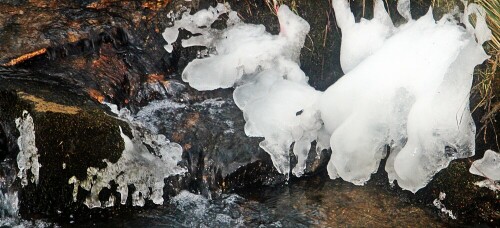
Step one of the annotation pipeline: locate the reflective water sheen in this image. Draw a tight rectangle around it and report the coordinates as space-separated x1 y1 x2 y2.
77 175 443 227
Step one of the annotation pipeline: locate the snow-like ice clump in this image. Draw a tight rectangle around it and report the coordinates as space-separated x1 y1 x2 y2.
163 3 323 176
69 105 186 208
323 0 490 192
332 0 394 73
15 111 40 187
163 1 491 192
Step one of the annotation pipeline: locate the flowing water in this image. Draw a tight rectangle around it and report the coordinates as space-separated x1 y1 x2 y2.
66 175 443 227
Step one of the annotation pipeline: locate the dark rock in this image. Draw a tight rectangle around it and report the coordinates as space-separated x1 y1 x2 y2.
0 78 134 221
0 0 329 221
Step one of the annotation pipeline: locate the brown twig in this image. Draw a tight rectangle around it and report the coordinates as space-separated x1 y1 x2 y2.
2 48 47 67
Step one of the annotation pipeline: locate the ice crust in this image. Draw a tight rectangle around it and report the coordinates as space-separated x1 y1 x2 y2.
15 111 40 187
69 106 186 208
164 1 491 192
469 150 500 181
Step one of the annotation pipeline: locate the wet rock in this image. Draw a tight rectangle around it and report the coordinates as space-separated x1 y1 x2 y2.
0 0 497 226
0 78 132 221
0 0 331 220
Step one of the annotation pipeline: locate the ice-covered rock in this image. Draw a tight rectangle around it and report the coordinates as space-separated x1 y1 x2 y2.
69 105 186 208
469 150 500 181
15 111 40 187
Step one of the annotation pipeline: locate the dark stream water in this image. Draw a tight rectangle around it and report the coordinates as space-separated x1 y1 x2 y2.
61 175 444 227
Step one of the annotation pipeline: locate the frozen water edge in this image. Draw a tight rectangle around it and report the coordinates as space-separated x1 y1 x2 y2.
164 3 323 177
68 103 186 208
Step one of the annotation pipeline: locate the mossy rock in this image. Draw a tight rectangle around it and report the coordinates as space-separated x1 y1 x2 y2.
0 78 133 221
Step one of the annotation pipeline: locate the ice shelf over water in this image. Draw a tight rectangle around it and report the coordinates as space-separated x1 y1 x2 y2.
163 0 491 192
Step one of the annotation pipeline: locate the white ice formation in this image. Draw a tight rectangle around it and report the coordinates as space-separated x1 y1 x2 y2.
469 149 500 191
15 111 40 187
164 3 323 176
69 106 185 208
322 0 490 192
162 3 232 53
432 192 457 219
163 1 491 192
332 0 394 73
469 150 500 181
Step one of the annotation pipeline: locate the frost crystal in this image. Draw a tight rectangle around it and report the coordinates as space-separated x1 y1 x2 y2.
15 111 40 187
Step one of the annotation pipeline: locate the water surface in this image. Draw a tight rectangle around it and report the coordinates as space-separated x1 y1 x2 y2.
77 175 444 227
